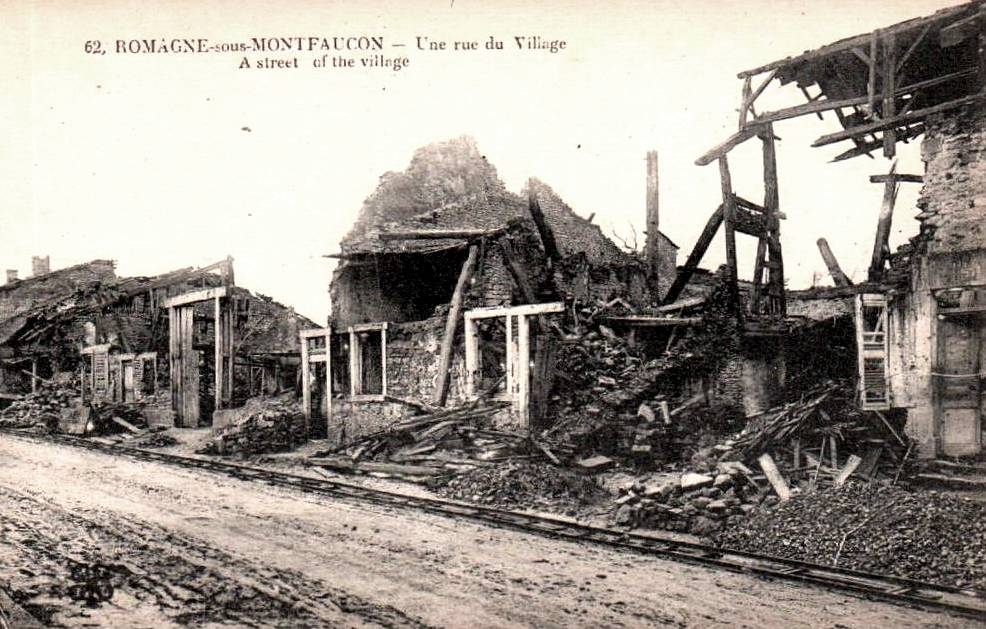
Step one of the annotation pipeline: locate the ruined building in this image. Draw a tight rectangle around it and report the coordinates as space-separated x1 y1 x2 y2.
694 0 986 457
307 137 679 442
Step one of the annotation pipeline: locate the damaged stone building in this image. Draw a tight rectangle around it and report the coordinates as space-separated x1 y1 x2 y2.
305 137 679 443
694 0 986 458
0 256 316 427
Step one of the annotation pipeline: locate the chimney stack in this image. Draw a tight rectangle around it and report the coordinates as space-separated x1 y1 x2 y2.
644 151 661 294
5 270 18 284
31 255 50 277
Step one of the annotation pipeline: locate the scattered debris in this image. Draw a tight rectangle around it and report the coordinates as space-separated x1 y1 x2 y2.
437 460 606 512
197 394 306 456
0 380 77 433
716 482 986 590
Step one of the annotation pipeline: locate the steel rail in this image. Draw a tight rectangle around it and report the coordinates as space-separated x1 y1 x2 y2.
4 429 985 620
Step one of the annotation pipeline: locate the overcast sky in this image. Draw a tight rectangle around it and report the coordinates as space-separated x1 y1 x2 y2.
0 0 962 322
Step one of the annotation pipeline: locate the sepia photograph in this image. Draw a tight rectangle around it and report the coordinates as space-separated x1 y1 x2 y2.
1 0 986 626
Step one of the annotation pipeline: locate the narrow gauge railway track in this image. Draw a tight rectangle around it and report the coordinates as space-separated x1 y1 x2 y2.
5 429 986 621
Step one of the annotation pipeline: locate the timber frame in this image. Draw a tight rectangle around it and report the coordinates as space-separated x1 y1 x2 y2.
463 302 564 427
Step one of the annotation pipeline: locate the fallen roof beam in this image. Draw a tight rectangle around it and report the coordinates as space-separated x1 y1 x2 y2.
816 238 853 287
599 316 702 327
751 68 975 126
813 91 986 147
378 229 501 241
695 126 761 166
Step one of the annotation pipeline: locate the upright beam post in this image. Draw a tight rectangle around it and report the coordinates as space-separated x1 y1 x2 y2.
883 32 898 157
433 245 479 406
718 156 741 316
300 334 311 428
214 296 222 412
761 123 785 316
645 150 661 297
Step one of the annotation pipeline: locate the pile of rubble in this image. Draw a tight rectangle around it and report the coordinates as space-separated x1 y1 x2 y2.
437 460 606 512
716 482 986 589
198 395 306 456
0 380 77 433
309 400 574 482
611 463 775 535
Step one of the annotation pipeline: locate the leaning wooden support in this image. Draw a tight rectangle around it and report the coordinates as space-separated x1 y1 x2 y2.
644 151 661 294
758 453 791 501
817 238 853 287
433 245 479 406
869 161 900 281
662 204 724 305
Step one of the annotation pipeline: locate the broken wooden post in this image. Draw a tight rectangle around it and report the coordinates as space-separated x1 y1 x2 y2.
869 161 899 282
834 454 864 487
644 150 661 297
882 32 897 157
433 245 480 406
760 123 785 316
758 453 791 501
817 238 853 287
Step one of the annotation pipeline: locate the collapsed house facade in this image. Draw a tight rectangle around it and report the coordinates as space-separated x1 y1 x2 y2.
306 138 679 443
0 256 316 427
694 0 986 458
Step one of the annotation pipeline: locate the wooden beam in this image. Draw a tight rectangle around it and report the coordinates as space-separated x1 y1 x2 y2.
695 126 760 166
883 32 898 157
761 124 785 316
719 156 741 316
645 150 661 294
433 245 479 406
378 229 500 241
869 173 923 184
866 32 879 115
869 161 899 282
662 204 724 305
940 10 984 47
527 182 561 263
161 286 227 308
758 453 791 501
465 302 565 320
817 238 853 287
897 23 931 72
814 91 986 147
753 69 976 127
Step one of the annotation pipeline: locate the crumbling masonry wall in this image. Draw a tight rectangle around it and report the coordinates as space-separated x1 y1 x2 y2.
891 104 986 457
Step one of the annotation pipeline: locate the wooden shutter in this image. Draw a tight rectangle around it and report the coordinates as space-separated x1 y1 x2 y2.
92 349 109 397
855 293 891 410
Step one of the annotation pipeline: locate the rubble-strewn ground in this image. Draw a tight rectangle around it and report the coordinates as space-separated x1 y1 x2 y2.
716 481 986 590
0 434 973 628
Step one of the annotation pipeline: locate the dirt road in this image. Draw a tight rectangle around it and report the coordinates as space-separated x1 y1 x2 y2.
0 435 970 628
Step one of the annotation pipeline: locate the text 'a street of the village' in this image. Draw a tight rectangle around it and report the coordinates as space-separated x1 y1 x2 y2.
4 1 986 627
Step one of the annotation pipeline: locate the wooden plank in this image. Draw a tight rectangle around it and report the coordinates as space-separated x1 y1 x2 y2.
463 316 479 398
464 302 565 320
378 228 501 241
758 453 791 501
161 286 227 309
835 454 865 487
866 32 878 115
300 331 311 423
695 126 760 166
112 416 143 434
517 314 530 428
869 173 923 184
813 91 986 147
433 245 479 406
214 296 222 412
662 204 724 305
817 238 853 287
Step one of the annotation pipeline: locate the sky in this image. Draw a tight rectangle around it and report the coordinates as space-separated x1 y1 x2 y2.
0 0 964 322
